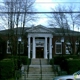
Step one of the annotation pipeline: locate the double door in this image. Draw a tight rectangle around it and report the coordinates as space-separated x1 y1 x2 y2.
36 47 44 58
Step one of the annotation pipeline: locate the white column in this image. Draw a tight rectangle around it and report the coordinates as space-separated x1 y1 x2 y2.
32 37 36 59
49 37 52 59
28 37 30 58
44 37 47 59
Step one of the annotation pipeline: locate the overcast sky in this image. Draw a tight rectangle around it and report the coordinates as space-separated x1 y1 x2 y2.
0 0 80 30
32 0 80 31
35 0 80 11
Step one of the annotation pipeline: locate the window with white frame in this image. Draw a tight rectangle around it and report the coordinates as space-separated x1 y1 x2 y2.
66 42 72 54
7 40 11 54
18 41 24 54
55 42 62 54
75 41 79 54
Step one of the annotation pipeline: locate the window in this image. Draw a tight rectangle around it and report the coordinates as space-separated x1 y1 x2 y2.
7 40 11 54
75 41 79 54
66 43 72 54
0 45 2 54
18 41 24 54
56 42 62 54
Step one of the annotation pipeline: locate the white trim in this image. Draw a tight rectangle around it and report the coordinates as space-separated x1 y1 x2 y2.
49 37 52 59
27 33 53 38
18 41 24 54
7 40 11 54
65 42 72 54
55 42 62 54
32 37 36 59
75 42 79 53
28 37 30 58
44 37 47 59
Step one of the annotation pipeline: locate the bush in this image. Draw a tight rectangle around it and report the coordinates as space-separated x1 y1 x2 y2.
0 56 31 80
50 55 80 74
53 56 69 74
67 59 80 74
0 59 14 80
20 56 31 65
8 56 31 65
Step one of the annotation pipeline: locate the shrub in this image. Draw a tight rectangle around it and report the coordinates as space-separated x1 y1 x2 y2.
8 56 31 65
50 55 80 74
67 59 80 74
20 56 30 65
0 59 14 80
53 56 69 74
0 56 31 80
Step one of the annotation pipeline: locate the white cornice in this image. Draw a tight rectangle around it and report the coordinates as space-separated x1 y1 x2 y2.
26 25 54 33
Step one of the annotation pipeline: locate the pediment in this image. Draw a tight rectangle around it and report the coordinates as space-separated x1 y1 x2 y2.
26 25 53 33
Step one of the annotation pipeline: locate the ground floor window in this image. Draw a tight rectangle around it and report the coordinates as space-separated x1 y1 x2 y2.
7 40 11 54
66 43 72 54
55 42 62 54
18 41 24 54
75 42 79 54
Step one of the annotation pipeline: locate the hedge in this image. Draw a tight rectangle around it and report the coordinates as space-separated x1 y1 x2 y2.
67 59 80 74
0 56 31 80
50 56 80 75
0 59 14 80
20 56 31 65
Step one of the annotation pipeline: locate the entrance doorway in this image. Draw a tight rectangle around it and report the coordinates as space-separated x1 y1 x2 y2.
36 47 44 58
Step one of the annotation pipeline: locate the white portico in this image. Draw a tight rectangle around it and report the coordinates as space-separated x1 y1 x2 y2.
26 25 53 59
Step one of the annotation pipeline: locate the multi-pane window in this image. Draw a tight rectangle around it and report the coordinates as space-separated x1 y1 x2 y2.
18 41 24 54
75 41 79 54
0 47 2 54
7 40 11 54
56 42 62 54
66 43 72 54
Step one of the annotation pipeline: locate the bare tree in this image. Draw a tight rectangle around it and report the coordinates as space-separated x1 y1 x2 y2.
0 0 35 51
49 5 80 55
0 0 36 79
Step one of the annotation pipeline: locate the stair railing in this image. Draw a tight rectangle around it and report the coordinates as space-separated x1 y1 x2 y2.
51 57 61 76
47 53 50 64
51 57 58 76
27 58 31 77
40 59 42 80
27 63 29 77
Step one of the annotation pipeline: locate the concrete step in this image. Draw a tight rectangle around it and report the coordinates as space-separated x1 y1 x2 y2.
21 77 54 80
31 59 48 65
29 65 40 74
22 73 55 76
31 59 40 65
29 65 53 73
41 59 48 65
21 74 55 80
20 59 56 80
42 65 53 72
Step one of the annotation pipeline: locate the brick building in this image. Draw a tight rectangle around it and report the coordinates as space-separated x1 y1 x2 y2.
0 25 80 59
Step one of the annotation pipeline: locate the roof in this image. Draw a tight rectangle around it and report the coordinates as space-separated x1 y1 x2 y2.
0 25 80 36
26 25 54 33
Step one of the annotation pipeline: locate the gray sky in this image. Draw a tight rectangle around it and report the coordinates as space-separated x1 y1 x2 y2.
35 0 80 12
0 0 80 31
32 0 80 31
